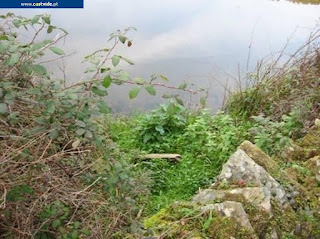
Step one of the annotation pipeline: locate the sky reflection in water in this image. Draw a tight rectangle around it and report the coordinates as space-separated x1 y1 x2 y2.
1 0 320 111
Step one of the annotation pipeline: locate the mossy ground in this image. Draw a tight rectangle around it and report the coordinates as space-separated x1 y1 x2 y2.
139 125 320 238
143 202 255 239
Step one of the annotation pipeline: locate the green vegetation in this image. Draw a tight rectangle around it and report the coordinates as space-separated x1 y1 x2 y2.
1 12 320 238
291 0 320 5
107 108 251 214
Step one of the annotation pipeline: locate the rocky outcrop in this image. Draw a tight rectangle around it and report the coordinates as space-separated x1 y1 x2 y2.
214 144 289 206
200 201 255 233
144 134 320 238
194 187 271 213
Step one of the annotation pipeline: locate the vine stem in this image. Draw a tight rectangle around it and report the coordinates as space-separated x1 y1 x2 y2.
61 77 198 95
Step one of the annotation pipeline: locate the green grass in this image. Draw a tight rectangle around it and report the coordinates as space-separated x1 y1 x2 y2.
106 106 251 215
106 99 308 217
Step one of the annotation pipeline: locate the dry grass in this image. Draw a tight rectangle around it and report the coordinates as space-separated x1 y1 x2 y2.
224 27 320 129
0 103 143 238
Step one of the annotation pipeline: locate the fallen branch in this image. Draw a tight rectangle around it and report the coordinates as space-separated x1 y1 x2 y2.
143 153 181 162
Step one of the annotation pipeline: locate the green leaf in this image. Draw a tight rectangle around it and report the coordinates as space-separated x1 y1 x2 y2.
155 125 165 135
4 92 14 104
52 219 61 229
144 85 156 96
31 15 40 25
71 230 78 239
76 128 86 136
118 35 126 44
90 58 100 65
34 116 48 125
31 64 47 75
178 83 187 90
49 129 59 140
13 19 21 28
74 221 81 229
120 56 134 65
162 94 172 99
85 130 93 138
80 228 91 236
0 35 8 40
47 25 54 34
167 103 175 115
102 75 112 88
85 66 96 73
0 43 6 53
8 53 20 66
129 87 140 99
0 103 8 114
160 75 169 82
42 16 51 25
91 86 108 96
49 46 65 55
143 134 151 143
31 42 45 51
119 172 128 180
43 39 52 45
133 77 145 85
112 55 120 67
46 101 55 114
75 120 86 128
100 67 110 73
98 100 111 114
202 215 213 232
175 97 184 106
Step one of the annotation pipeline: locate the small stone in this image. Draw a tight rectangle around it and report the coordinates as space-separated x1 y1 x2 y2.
295 224 302 235
286 193 292 199
287 185 294 192
265 181 272 189
225 172 232 179
275 188 285 199
270 229 278 239
315 118 320 127
305 206 312 216
289 199 296 205
292 191 299 197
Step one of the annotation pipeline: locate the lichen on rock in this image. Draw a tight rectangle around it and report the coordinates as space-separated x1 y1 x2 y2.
215 146 289 206
193 187 271 213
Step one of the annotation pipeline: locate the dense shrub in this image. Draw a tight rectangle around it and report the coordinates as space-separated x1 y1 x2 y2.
0 13 153 238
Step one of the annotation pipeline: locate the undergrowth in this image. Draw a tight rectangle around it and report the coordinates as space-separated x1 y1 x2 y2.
1 12 320 239
107 103 306 215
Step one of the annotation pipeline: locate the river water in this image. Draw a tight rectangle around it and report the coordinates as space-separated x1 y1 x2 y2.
1 0 320 112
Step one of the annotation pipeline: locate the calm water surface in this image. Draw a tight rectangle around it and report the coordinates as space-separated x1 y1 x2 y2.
1 0 320 111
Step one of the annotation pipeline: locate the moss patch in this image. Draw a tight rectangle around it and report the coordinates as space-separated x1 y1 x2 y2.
143 201 256 239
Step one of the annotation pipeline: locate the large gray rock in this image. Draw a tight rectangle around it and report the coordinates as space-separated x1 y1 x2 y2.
201 201 256 234
193 187 271 213
216 148 288 205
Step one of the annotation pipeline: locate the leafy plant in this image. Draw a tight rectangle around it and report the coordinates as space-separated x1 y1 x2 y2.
134 100 189 152
0 13 166 238
249 112 302 155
